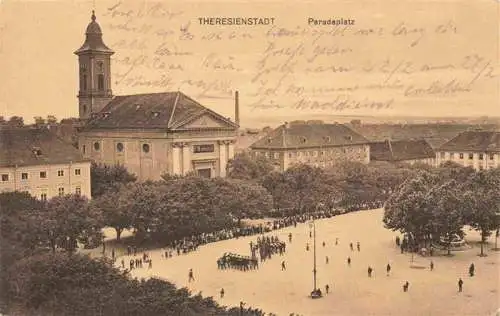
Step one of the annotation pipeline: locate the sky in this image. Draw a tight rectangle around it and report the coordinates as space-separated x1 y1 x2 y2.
0 0 498 125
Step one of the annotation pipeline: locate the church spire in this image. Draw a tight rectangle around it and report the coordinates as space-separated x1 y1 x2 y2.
74 11 114 55
75 10 114 120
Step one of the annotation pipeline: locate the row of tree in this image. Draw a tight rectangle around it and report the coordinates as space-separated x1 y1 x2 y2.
94 176 273 243
0 191 272 316
383 167 500 256
226 152 440 214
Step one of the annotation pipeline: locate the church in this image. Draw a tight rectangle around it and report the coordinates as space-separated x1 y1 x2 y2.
76 12 239 181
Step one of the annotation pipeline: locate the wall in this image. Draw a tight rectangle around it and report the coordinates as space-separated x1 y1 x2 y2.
79 129 237 180
253 144 370 171
436 151 499 170
0 161 91 199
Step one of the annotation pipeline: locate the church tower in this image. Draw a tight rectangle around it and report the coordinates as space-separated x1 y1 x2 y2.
74 11 114 120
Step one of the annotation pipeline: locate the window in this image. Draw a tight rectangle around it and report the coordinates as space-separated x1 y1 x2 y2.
40 193 47 201
94 142 100 151
1 174 8 182
479 154 484 160
58 187 65 196
468 153 473 160
116 142 124 152
459 153 464 159
193 144 214 153
57 170 64 177
97 74 105 91
82 145 86 154
75 169 81 176
21 173 28 180
142 144 151 153
40 171 47 179
75 187 81 195
490 153 495 160
82 74 87 90
97 61 104 72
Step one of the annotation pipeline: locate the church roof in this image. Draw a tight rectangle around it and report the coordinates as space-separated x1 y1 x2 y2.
74 11 114 55
370 139 435 162
250 123 369 149
438 131 500 153
0 128 88 168
81 91 239 131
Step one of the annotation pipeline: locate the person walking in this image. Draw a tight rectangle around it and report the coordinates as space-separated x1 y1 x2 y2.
403 281 409 292
148 259 152 269
188 268 195 282
121 259 125 269
469 263 475 277
386 263 391 276
281 261 286 271
220 288 225 298
350 243 354 251
325 284 330 294
357 242 360 252
458 278 463 292
368 266 373 277
430 260 434 271
335 238 339 245
325 256 329 264
347 257 351 266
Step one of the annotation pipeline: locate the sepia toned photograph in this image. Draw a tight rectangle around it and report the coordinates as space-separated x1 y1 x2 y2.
0 0 499 315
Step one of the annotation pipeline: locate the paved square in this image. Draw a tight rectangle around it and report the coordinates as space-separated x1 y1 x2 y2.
125 209 500 316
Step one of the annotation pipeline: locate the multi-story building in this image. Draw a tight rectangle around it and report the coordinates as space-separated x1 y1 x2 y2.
75 12 239 180
0 128 91 199
369 139 435 166
436 131 500 170
249 121 370 171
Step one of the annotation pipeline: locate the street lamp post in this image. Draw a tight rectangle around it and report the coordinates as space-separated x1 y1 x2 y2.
309 203 323 299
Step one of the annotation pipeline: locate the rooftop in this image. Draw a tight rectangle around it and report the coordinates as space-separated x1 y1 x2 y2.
250 122 369 149
438 131 500 152
0 127 88 167
370 139 435 162
81 91 238 131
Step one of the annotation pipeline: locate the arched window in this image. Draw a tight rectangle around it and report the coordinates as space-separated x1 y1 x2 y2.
98 74 104 91
93 142 100 151
116 143 124 152
142 143 150 153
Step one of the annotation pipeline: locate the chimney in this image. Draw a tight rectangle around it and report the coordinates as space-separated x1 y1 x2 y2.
234 90 240 127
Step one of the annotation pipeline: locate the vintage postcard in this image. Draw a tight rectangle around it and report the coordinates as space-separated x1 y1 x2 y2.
0 0 499 315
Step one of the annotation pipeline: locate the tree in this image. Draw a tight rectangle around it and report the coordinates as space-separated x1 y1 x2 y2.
227 152 274 180
6 116 23 128
46 115 57 125
437 161 475 183
384 172 438 249
7 251 265 316
462 169 500 256
428 180 466 256
36 194 103 252
33 116 46 126
216 179 273 222
91 162 137 198
91 189 133 241
260 171 294 214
